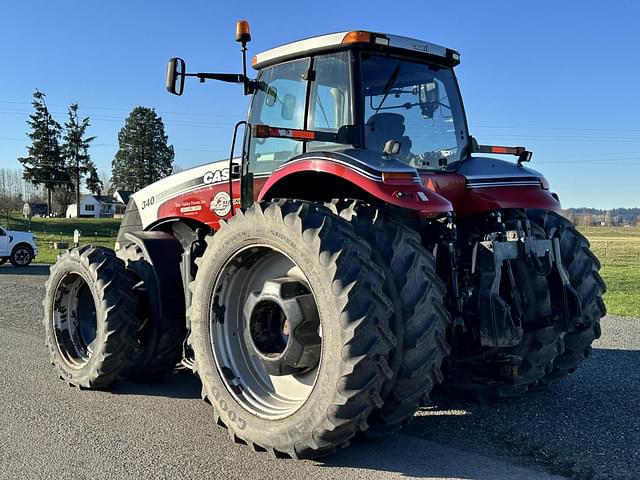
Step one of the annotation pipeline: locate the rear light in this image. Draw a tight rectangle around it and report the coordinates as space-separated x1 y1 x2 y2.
341 31 372 45
381 172 418 185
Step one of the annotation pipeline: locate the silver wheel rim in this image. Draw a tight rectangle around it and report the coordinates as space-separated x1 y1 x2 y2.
52 273 98 367
14 248 31 265
209 245 321 420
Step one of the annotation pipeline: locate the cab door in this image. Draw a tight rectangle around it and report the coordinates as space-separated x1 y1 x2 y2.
0 228 9 255
243 57 310 206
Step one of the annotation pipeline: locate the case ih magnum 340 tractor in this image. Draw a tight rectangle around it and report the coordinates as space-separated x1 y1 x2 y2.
44 22 606 458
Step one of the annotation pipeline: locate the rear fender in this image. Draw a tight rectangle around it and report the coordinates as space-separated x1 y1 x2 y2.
119 231 185 324
258 156 452 218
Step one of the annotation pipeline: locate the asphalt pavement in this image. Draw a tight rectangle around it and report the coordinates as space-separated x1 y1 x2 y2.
0 264 637 479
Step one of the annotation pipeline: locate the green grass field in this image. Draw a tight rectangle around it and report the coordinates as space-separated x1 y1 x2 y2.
578 226 640 317
3 213 638 316
4 215 118 265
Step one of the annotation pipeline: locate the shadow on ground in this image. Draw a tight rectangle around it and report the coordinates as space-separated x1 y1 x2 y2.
0 264 50 276
111 369 201 399
100 348 638 478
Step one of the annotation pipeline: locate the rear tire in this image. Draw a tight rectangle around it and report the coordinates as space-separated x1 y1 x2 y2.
44 246 138 389
189 200 394 458
441 214 565 401
527 210 606 386
327 199 450 436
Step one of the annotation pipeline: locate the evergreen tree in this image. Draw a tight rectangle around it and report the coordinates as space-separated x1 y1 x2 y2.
18 90 69 215
111 106 174 191
62 103 99 216
85 159 103 196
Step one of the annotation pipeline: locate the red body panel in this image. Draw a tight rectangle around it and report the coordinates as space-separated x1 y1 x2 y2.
258 158 453 217
154 161 559 232
157 180 242 230
420 172 561 218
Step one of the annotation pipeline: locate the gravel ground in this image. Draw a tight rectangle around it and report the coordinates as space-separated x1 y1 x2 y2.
410 316 640 479
0 264 637 479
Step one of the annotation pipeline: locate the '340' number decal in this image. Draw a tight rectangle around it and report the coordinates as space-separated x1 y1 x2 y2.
141 196 155 210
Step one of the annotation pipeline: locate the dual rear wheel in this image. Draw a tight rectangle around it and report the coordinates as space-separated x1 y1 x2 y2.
188 200 449 457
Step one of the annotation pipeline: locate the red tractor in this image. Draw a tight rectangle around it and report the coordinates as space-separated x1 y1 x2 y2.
44 22 605 458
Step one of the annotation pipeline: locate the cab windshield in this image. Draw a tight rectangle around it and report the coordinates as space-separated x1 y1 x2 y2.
360 53 468 170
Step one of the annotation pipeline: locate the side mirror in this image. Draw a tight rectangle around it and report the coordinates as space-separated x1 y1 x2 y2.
166 57 186 95
418 81 439 118
264 86 277 107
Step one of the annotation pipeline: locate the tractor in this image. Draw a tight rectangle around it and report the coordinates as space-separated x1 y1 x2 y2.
43 21 606 458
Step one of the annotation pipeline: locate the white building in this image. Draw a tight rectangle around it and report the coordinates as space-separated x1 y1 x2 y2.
66 191 131 218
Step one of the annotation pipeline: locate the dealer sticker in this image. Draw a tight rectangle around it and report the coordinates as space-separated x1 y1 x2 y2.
211 191 231 217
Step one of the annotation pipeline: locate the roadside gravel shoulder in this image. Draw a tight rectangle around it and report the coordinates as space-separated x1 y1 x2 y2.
408 316 640 479
1 266 637 479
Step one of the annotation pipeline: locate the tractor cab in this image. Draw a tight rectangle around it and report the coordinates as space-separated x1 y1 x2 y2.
165 22 552 219
246 30 469 174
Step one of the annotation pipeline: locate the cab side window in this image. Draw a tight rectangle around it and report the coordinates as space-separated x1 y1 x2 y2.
248 58 310 175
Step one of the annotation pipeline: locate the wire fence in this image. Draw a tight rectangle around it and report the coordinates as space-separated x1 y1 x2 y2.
587 238 640 267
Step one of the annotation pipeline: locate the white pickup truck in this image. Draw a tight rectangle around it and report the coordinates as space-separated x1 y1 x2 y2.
0 226 37 267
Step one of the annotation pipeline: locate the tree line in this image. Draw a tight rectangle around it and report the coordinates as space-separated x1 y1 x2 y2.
562 208 639 227
15 91 175 217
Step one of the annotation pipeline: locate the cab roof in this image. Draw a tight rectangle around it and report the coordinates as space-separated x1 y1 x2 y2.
252 30 460 70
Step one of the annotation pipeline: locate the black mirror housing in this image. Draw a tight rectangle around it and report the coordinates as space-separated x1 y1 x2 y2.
166 57 186 95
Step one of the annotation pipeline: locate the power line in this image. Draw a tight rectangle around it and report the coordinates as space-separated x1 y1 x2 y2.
0 100 241 120
472 125 640 133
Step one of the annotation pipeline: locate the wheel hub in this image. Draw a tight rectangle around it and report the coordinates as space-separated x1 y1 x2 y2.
243 278 321 376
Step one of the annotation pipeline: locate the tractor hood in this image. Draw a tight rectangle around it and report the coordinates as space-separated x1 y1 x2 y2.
456 156 547 189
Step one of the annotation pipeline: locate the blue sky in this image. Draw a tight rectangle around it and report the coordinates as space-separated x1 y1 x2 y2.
1 1 639 208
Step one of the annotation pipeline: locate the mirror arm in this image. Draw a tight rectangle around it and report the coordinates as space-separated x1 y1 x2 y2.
185 72 257 93
187 72 244 83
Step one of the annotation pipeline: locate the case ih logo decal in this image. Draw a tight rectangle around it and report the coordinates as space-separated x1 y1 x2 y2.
203 168 230 185
412 43 429 52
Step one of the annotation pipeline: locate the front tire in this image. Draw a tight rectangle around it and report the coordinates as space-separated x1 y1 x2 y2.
44 246 139 389
189 200 394 458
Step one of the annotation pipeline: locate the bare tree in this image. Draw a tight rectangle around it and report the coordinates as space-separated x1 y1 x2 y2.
99 170 113 195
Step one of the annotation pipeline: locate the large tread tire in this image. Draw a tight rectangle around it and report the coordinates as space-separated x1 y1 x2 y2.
188 200 395 458
327 199 450 437
44 246 138 389
441 217 565 402
117 244 186 379
527 210 606 386
442 326 564 401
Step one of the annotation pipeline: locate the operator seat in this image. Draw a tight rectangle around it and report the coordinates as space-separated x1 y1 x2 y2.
364 113 412 160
